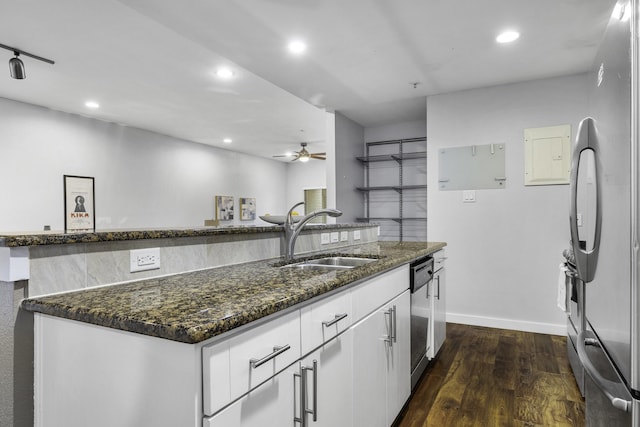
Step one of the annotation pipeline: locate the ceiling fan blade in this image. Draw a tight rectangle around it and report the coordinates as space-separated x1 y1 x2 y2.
272 155 290 158
310 154 326 160
310 152 326 156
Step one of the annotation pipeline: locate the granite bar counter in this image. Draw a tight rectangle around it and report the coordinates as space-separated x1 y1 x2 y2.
21 241 445 344
0 223 369 247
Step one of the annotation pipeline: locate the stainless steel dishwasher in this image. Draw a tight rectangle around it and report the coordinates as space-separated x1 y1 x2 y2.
410 255 434 390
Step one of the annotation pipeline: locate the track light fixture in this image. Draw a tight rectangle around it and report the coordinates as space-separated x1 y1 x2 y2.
0 43 54 80
9 52 25 79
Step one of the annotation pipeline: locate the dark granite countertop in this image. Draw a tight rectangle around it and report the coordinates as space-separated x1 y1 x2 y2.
21 241 445 344
0 223 376 247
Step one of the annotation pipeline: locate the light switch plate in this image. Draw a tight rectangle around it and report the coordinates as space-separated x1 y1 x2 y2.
463 190 476 203
340 231 348 242
353 230 361 241
321 233 331 244
330 232 339 243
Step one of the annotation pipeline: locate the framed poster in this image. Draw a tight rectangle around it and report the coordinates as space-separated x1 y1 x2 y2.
240 197 256 221
64 175 95 231
215 195 234 220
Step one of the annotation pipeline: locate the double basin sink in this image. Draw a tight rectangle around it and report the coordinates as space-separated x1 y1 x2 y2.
280 256 377 272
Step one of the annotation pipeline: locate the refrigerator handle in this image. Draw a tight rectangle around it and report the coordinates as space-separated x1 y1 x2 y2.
576 330 632 413
569 117 602 282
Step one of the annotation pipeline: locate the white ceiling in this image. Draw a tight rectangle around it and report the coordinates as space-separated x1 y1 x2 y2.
0 0 616 160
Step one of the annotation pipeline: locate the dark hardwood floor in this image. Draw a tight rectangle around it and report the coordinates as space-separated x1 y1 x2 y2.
396 323 585 427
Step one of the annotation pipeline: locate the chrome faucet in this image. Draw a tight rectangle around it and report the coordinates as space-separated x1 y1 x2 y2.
283 201 342 261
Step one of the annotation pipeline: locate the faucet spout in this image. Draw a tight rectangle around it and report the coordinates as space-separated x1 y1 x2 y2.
283 202 343 261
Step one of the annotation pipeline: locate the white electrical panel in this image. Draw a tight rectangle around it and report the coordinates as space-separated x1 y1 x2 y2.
524 124 571 186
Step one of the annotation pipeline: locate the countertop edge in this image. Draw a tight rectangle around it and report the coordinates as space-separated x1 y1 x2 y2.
0 223 378 247
22 242 446 344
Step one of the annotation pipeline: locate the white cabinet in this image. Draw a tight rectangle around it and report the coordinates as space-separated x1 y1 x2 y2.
386 291 411 422
300 329 354 426
429 249 446 359
352 290 411 427
300 290 352 355
34 264 414 427
203 309 301 416
205 364 298 427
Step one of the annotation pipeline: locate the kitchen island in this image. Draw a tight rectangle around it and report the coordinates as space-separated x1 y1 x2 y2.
16 226 445 427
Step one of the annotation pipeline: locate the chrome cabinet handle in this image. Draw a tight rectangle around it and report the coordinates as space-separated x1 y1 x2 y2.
305 360 318 422
384 308 393 347
294 369 305 426
436 276 441 300
384 306 397 344
322 313 348 328
249 344 291 369
295 360 318 426
576 330 631 412
392 305 397 343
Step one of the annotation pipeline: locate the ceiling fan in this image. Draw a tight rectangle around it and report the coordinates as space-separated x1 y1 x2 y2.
273 142 326 162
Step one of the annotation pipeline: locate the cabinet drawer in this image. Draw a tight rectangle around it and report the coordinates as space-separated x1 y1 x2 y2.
300 290 352 355
351 265 409 321
433 249 446 272
202 310 301 416
204 363 297 427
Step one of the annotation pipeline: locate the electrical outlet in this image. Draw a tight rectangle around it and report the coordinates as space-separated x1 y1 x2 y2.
330 232 339 243
321 233 331 244
353 230 361 241
340 231 348 242
130 248 161 272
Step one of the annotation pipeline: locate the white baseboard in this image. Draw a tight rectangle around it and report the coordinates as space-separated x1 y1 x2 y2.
446 312 566 336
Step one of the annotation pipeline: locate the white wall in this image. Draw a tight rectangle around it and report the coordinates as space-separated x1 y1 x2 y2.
364 119 426 142
0 97 293 231
427 74 588 335
285 160 327 210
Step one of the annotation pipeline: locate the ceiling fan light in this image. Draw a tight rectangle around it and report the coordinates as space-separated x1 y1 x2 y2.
9 54 25 79
298 155 310 162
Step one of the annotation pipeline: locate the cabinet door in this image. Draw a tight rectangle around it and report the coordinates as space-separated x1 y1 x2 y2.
432 268 446 357
352 291 411 427
352 305 387 427
300 329 353 427
204 364 297 427
385 291 411 426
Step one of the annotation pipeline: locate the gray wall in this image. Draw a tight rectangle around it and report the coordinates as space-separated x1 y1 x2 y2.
334 113 365 222
427 73 588 334
364 120 427 241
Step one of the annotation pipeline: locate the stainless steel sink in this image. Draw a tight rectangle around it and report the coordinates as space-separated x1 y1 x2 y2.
305 256 376 267
279 256 376 271
279 263 352 272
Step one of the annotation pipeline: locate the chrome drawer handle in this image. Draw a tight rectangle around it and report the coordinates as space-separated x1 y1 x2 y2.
249 344 291 369
322 313 348 328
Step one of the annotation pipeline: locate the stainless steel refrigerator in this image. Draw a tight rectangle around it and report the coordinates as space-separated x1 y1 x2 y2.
569 1 640 425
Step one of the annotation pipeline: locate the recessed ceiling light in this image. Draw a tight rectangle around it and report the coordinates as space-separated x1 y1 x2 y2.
216 68 234 78
287 40 307 54
496 31 520 44
85 101 100 109
223 138 232 144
